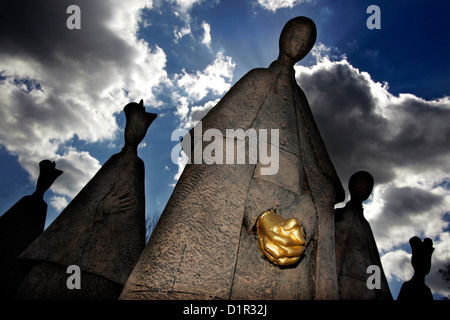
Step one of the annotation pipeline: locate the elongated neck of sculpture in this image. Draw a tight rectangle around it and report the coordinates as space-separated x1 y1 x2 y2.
411 273 426 283
122 144 138 154
32 188 45 199
277 53 296 68
347 199 363 210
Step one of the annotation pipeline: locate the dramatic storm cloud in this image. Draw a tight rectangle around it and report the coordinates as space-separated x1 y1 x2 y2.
0 0 167 199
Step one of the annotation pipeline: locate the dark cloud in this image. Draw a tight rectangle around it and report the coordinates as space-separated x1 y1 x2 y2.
0 0 128 68
296 59 450 189
297 61 392 185
295 58 450 289
385 186 442 217
376 186 443 232
385 96 450 169
0 0 167 200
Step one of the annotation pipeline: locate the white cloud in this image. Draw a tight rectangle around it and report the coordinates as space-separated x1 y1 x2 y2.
51 148 102 199
428 233 450 297
105 0 154 38
49 195 69 212
257 0 311 12
174 150 189 181
311 42 346 63
171 97 215 181
174 51 235 101
168 0 204 19
365 184 450 252
188 98 220 126
201 21 212 48
169 51 235 183
173 94 190 123
174 24 192 42
0 0 168 209
169 50 234 183
381 250 413 282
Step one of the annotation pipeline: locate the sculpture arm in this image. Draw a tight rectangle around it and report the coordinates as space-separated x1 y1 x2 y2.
94 184 135 222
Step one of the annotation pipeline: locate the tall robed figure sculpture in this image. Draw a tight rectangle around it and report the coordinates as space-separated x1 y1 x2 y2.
121 17 345 300
17 101 157 299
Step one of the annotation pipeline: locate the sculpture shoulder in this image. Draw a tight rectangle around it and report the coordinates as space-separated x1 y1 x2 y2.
109 151 145 167
334 207 347 224
192 64 278 132
334 206 353 224
229 67 275 92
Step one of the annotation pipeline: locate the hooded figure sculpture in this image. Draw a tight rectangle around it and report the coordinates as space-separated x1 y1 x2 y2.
121 17 344 300
17 101 157 299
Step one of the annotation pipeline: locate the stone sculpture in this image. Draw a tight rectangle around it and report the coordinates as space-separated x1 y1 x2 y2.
334 171 393 300
16 100 157 299
0 160 62 299
120 17 345 300
397 236 434 300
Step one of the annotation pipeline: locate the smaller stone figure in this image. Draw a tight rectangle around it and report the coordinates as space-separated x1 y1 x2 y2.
335 171 392 300
0 160 63 299
256 209 306 266
397 236 434 300
17 100 157 299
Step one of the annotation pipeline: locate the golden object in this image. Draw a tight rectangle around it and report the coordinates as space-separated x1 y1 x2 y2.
256 209 306 266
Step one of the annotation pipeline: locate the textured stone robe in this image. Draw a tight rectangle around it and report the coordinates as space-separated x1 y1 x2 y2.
18 148 146 299
335 201 393 300
120 56 345 300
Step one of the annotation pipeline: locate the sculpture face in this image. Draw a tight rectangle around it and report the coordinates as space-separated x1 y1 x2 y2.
410 237 434 277
124 100 157 148
348 171 374 202
279 16 317 63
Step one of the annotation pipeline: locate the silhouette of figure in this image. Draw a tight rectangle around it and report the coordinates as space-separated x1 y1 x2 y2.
16 100 157 299
0 160 63 299
397 236 434 300
120 17 344 300
334 171 392 300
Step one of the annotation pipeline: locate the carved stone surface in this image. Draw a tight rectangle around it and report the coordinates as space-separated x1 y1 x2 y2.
334 171 393 300
0 160 62 299
120 17 344 300
17 101 156 299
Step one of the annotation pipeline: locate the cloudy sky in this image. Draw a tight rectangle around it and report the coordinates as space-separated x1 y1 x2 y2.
0 0 449 299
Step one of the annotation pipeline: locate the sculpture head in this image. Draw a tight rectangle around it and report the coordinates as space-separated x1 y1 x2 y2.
124 100 157 149
348 171 374 203
35 160 63 197
278 16 317 65
410 236 435 277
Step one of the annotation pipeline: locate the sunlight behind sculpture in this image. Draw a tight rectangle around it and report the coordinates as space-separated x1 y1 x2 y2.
257 209 306 266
